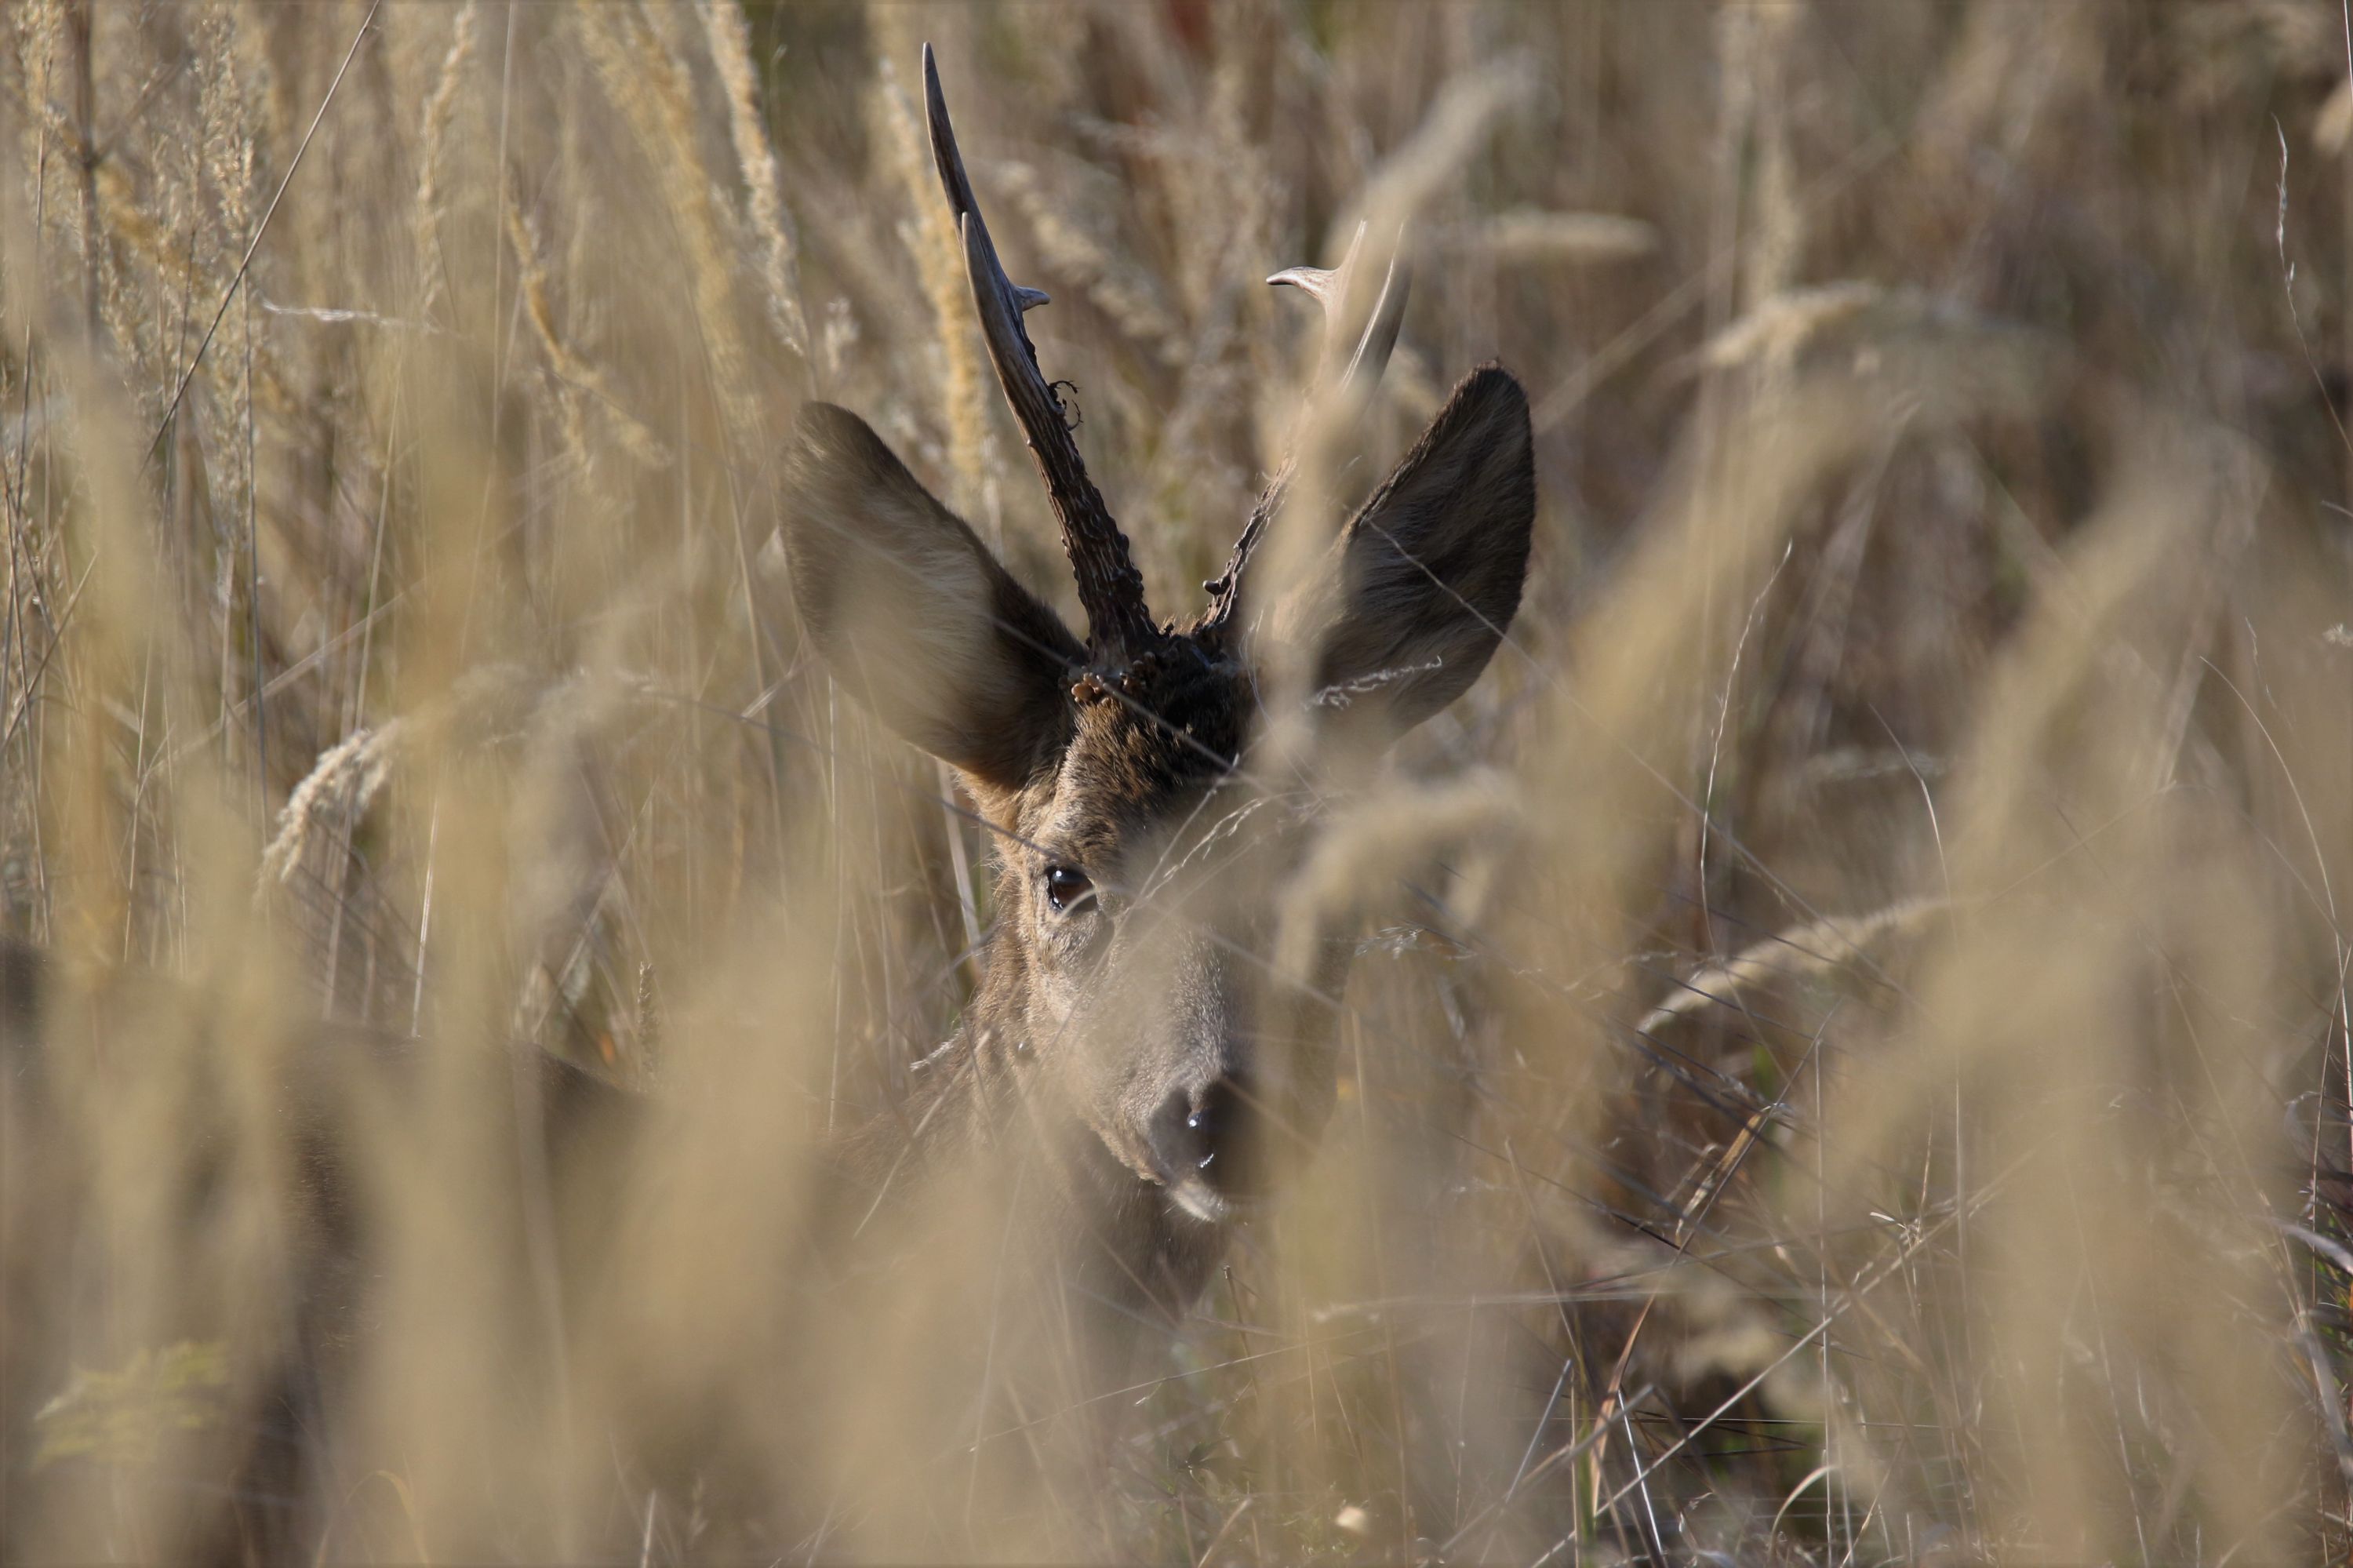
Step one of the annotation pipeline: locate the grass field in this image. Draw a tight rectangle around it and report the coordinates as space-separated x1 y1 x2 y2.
4 2 2352 1562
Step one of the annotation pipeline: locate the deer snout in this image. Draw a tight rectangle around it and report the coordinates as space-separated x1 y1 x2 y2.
1187 1077 1271 1195
1152 1075 1276 1224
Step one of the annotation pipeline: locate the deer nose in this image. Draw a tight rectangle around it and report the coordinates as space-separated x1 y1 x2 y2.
1184 1076 1270 1198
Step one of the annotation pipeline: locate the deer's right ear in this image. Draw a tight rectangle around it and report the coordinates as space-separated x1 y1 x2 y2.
783 404 1082 792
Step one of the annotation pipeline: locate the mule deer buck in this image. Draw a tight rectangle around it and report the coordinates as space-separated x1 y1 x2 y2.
2 46 1533 1559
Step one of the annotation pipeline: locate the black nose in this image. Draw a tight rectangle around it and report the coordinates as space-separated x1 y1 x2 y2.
1185 1076 1270 1197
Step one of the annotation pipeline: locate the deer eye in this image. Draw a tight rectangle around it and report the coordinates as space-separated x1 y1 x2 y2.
1043 864 1095 915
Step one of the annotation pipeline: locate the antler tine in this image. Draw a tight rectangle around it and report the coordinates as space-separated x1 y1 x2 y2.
1198 222 1413 638
921 44 1154 661
1267 220 1410 402
1264 220 1365 310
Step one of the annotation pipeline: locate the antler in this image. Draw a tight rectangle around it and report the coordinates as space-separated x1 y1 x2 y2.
1266 220 1409 405
922 44 1155 663
1196 220 1411 639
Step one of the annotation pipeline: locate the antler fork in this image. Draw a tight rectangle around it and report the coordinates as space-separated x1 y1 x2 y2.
922 46 1408 656
922 45 1155 663
1195 220 1412 640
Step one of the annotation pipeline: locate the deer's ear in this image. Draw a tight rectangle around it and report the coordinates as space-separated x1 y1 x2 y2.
1285 366 1534 741
783 404 1082 791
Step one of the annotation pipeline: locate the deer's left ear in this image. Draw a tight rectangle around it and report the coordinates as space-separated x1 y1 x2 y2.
782 404 1083 794
1286 366 1534 740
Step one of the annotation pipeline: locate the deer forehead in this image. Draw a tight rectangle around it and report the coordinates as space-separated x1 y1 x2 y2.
1021 653 1255 863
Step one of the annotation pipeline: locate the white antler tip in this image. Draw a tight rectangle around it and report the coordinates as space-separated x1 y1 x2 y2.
1267 265 1339 302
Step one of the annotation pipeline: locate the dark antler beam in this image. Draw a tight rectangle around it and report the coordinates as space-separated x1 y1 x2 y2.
922 44 1155 661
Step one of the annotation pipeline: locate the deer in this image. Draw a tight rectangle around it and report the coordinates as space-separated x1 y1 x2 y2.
781 45 1534 1339
1 46 1534 1561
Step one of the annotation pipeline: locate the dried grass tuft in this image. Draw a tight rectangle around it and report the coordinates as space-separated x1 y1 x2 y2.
697 0 809 373
412 0 478 324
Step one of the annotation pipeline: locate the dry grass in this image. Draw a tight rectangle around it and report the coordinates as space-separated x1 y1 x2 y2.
4 2 2351 1563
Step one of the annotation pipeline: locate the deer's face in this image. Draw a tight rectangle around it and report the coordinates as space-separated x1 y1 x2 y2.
993 650 1305 1224
782 364 1533 1228
781 50 1532 1239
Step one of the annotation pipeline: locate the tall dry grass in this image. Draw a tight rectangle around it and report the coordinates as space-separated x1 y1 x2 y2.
2 2 2350 1562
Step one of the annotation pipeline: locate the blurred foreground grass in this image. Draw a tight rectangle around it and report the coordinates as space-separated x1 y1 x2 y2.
3 2 2351 1562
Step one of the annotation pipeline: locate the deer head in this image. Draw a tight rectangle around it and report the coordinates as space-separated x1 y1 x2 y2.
781 50 1533 1298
